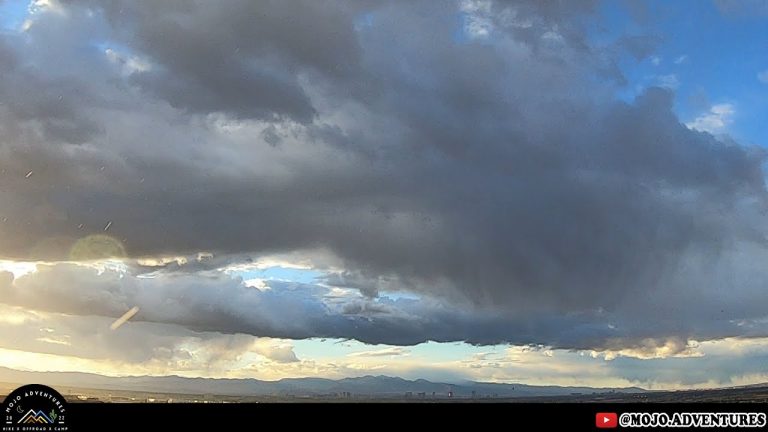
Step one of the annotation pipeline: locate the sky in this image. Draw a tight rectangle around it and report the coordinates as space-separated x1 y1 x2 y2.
0 0 767 390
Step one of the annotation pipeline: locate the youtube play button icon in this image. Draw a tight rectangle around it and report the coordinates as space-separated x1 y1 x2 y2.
596 413 618 428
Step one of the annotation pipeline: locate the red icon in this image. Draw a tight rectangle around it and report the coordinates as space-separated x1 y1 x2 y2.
596 412 617 428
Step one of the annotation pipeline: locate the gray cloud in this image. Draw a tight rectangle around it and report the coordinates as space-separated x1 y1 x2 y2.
0 36 99 144
71 0 371 122
618 34 663 60
0 293 300 366
608 345 768 386
0 1 767 350
3 257 768 350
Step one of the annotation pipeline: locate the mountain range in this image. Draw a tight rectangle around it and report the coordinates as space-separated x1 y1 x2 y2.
0 367 645 398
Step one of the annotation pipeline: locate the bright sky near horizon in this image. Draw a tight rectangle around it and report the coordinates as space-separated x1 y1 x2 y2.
0 0 767 390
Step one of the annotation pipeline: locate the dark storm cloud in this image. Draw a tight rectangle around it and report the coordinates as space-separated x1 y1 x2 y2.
68 0 370 122
0 36 99 144
0 0 767 350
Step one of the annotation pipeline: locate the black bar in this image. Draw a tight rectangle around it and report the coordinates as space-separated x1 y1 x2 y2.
61 403 768 431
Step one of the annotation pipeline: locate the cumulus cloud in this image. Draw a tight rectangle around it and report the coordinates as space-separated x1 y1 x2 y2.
0 0 766 354
686 103 735 133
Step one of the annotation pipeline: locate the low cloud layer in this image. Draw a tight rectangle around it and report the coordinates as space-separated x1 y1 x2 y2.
3 257 768 351
0 1 767 352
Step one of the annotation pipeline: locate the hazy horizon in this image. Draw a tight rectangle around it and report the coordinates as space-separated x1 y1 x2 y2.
1 0 768 393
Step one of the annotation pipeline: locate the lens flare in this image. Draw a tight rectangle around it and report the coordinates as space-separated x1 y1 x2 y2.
69 235 126 261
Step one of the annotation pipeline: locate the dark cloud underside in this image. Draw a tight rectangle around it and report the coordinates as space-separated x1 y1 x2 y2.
0 0 766 349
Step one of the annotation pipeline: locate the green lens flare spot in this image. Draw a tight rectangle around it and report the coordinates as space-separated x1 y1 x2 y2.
69 235 126 260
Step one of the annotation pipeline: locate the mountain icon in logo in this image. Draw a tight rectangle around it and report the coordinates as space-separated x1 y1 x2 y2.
19 409 54 424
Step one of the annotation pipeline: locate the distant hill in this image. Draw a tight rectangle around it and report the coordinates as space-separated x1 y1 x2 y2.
0 366 645 398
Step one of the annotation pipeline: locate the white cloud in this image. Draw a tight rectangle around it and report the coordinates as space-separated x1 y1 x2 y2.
35 337 71 346
0 261 37 278
460 0 494 39
656 74 679 89
104 48 151 75
243 278 269 290
590 338 703 361
348 347 410 357
650 56 661 66
674 55 688 65
28 0 66 16
22 0 67 31
758 70 768 84
686 103 735 134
